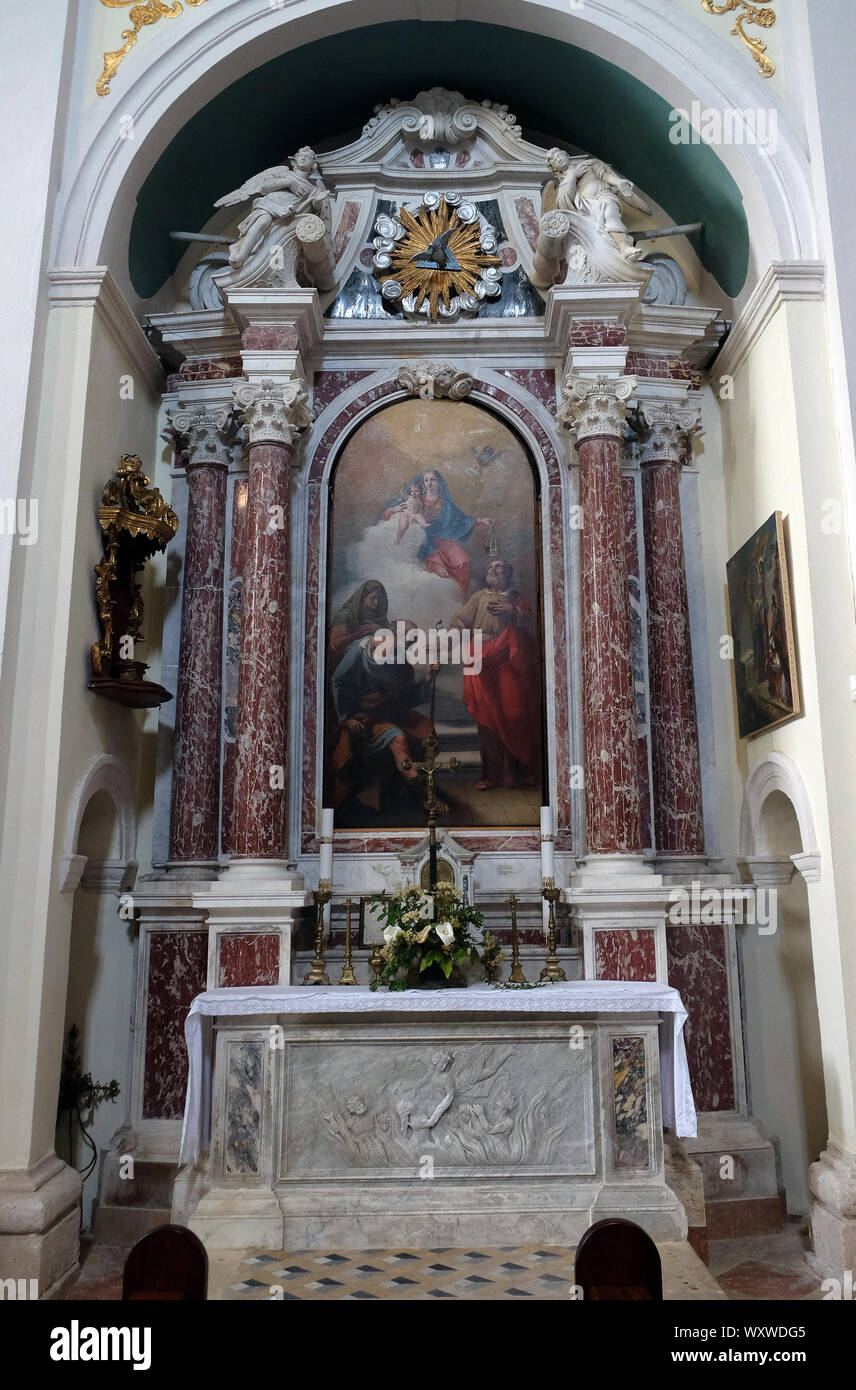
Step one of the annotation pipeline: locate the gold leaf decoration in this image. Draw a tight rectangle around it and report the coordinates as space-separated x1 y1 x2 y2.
700 1 777 78
376 197 501 322
97 0 210 98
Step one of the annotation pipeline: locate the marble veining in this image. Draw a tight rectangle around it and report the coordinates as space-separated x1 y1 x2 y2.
612 1035 650 1169
143 930 207 1120
225 1041 264 1174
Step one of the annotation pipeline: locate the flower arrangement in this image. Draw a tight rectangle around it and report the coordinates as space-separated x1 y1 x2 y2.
368 884 503 991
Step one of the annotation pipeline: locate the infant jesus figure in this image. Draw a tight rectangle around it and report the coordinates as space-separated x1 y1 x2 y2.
389 481 430 544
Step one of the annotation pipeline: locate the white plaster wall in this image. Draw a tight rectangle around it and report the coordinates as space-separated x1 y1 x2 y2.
0 1 76 682
59 886 137 1230
718 299 856 1153
0 303 161 1172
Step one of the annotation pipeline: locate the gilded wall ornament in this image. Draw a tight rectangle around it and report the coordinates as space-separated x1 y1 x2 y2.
97 0 210 98
89 455 178 706
373 192 501 323
700 1 777 79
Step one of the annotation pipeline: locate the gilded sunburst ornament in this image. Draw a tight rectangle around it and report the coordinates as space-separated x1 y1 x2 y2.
373 192 502 322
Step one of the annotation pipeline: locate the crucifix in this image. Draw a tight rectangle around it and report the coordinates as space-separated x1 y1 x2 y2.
402 731 459 893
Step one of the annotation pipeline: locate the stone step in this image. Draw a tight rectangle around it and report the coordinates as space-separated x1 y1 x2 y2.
91 1203 172 1247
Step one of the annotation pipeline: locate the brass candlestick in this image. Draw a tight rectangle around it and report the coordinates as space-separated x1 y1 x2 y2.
508 893 527 984
303 881 332 985
369 944 384 982
540 879 566 982
339 896 358 985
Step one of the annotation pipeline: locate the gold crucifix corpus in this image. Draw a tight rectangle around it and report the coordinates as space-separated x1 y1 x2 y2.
402 732 459 892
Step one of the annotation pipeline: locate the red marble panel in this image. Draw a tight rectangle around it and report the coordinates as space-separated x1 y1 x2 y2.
594 928 657 982
311 370 374 420
497 368 557 415
331 200 361 265
569 320 627 348
667 920 736 1111
641 459 704 855
626 352 701 387
143 930 207 1120
514 196 539 252
218 933 280 988
241 325 299 351
165 358 244 390
578 436 641 854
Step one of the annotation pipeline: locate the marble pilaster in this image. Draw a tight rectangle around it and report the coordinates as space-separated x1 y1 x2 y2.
168 404 232 869
638 403 705 864
559 375 641 858
229 379 309 874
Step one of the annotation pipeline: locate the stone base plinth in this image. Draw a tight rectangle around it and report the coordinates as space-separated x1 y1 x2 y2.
809 1143 856 1281
0 1157 82 1299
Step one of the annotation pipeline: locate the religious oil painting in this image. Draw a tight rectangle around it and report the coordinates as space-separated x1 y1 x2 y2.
324 398 545 829
726 511 801 739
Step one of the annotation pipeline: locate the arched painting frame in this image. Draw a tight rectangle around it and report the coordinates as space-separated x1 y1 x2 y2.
323 396 546 830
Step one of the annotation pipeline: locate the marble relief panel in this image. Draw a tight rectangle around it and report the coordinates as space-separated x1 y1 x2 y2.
225 1041 264 1175
282 1037 595 1177
612 1035 650 1170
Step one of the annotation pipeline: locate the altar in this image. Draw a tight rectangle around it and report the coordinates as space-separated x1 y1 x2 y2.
173 981 695 1250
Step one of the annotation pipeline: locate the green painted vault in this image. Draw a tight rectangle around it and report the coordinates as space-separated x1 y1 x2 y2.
129 19 749 300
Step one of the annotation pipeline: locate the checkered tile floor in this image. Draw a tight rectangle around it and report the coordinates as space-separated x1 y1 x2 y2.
225 1246 578 1300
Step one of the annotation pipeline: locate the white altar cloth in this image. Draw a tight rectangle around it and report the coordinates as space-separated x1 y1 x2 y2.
179 980 696 1164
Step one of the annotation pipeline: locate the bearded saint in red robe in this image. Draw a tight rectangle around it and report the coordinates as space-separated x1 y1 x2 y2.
449 559 541 790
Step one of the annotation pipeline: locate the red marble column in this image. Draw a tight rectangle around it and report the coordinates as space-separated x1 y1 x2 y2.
639 403 704 857
561 375 641 855
168 404 231 866
230 379 310 865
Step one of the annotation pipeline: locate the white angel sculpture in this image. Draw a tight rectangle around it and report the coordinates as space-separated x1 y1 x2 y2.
543 147 651 261
214 146 331 269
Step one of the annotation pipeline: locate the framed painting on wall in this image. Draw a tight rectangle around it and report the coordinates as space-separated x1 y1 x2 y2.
323 397 545 829
726 510 801 739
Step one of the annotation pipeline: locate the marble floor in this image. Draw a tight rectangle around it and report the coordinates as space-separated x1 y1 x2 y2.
63 1217 824 1301
707 1218 825 1301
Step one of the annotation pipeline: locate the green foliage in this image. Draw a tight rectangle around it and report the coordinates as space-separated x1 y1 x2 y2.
367 884 504 991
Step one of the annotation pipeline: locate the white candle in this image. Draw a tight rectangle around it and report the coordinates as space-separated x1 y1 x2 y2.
319 807 334 885
540 805 555 885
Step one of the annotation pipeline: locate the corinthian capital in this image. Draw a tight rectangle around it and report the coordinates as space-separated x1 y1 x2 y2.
233 378 311 447
169 402 234 468
637 402 702 466
558 374 637 444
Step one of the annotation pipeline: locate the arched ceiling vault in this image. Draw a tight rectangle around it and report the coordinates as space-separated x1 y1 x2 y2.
127 20 749 301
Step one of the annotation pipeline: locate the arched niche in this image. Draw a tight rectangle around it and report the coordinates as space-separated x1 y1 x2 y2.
739 752 821 884
57 755 137 894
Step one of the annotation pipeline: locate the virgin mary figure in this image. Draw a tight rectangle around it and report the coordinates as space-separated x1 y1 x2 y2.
379 468 490 598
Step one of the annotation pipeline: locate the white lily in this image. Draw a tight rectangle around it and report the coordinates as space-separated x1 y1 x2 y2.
383 923 403 945
435 921 455 948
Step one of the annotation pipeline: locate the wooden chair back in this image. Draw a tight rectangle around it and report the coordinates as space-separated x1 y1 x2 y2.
122 1224 208 1301
574 1217 663 1300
